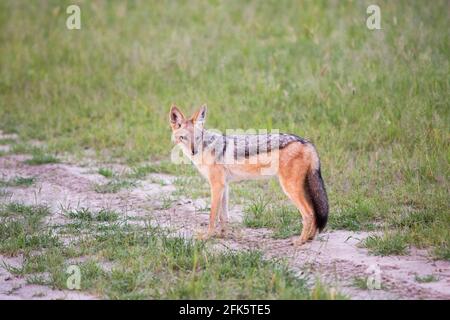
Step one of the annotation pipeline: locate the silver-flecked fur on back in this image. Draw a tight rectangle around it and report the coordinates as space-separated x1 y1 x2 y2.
198 130 308 160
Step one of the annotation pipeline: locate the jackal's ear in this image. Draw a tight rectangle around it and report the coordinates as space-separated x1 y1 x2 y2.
192 104 207 126
169 105 185 129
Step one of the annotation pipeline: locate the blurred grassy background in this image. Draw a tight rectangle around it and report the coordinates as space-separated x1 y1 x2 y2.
0 0 449 257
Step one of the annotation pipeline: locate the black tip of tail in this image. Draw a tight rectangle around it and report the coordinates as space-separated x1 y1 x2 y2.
307 167 329 232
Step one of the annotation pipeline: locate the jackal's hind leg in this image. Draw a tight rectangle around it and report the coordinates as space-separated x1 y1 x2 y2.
278 161 317 246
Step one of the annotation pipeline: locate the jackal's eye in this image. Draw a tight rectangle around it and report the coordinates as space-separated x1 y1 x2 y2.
179 135 187 141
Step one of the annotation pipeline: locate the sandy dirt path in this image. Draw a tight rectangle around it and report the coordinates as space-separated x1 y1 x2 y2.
0 153 449 300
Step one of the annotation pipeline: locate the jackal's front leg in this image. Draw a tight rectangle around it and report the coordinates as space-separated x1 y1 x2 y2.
196 168 225 240
218 184 229 237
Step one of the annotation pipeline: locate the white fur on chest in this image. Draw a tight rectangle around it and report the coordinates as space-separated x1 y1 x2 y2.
194 163 210 179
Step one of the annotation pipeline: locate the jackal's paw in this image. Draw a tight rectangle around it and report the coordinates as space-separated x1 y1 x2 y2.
308 229 318 241
292 237 308 247
217 227 228 238
195 229 213 241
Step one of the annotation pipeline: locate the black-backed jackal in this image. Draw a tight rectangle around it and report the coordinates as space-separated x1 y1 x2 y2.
169 105 329 246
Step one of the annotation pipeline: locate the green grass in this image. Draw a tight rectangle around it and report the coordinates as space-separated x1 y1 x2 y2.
352 276 387 290
96 209 120 222
433 245 450 261
361 232 409 256
414 274 439 283
328 198 378 231
98 167 115 178
94 179 137 194
127 161 197 179
0 138 16 145
64 208 120 222
243 195 301 239
172 176 209 200
157 195 174 210
0 176 35 187
148 177 169 186
0 1 448 258
7 143 60 166
24 150 59 165
0 200 343 299
9 143 40 155
0 202 60 256
352 276 370 290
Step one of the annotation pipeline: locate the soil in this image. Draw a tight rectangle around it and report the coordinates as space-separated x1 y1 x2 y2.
0 141 449 300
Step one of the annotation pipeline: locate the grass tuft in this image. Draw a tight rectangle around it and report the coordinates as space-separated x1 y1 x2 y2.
328 199 377 231
0 203 59 256
98 168 115 178
0 176 35 187
362 232 409 256
24 151 59 165
64 208 120 222
414 274 439 283
243 196 301 239
94 179 137 194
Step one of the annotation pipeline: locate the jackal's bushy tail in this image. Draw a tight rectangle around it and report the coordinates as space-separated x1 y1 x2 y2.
307 163 329 232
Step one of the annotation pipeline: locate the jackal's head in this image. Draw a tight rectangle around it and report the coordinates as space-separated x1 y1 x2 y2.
169 104 207 156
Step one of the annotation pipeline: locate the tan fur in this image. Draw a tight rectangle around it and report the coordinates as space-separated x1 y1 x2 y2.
169 105 319 245
278 143 317 244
